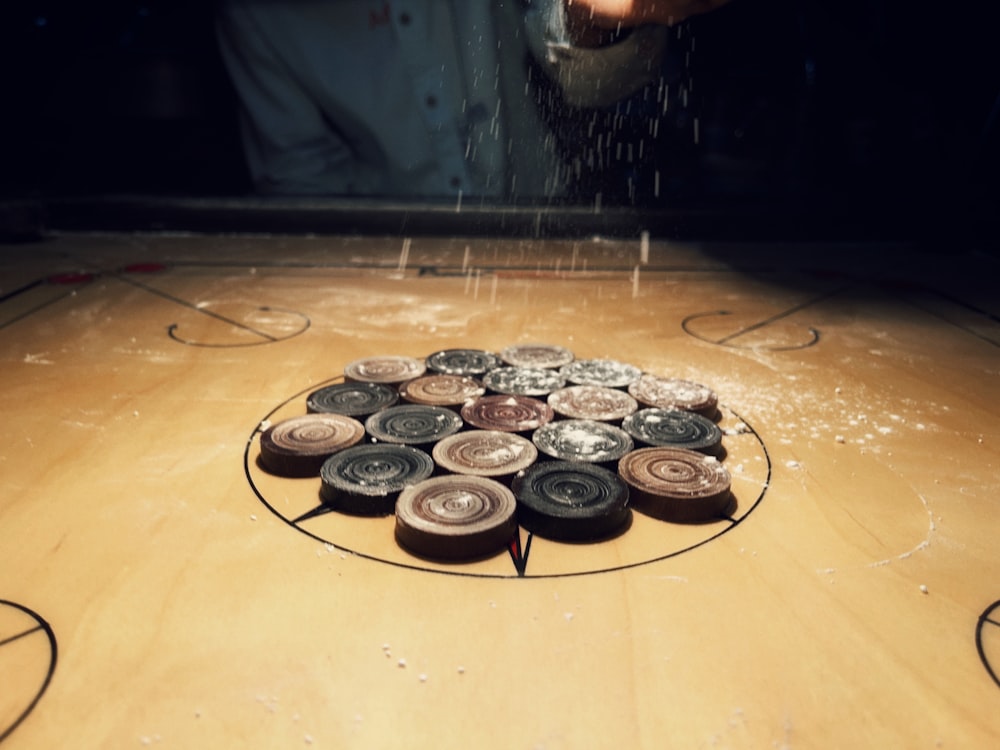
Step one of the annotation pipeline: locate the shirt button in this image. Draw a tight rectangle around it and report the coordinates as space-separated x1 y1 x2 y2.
425 94 438 108
399 12 411 25
449 176 462 188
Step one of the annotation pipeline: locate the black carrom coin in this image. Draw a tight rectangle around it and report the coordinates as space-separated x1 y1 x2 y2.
425 348 500 377
512 461 630 541
622 408 723 455
364 404 463 448
306 382 399 419
320 444 434 515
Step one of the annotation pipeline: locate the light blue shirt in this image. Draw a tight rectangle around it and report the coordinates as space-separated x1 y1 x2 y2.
217 0 668 197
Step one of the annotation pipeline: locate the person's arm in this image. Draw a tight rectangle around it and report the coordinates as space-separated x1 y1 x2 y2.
563 0 732 47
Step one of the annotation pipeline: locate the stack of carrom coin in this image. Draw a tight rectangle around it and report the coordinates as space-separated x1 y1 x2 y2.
425 348 500 377
499 343 574 369
532 419 634 467
618 447 732 523
395 475 517 560
344 355 426 386
398 374 485 410
559 358 641 389
621 408 724 455
259 413 365 477
460 394 554 434
627 374 719 420
482 366 566 396
432 430 538 485
320 444 434 515
511 461 630 541
547 385 638 422
365 404 463 449
306 382 399 419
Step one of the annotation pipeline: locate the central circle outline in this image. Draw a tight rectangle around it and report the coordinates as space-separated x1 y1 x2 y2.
245 376 771 579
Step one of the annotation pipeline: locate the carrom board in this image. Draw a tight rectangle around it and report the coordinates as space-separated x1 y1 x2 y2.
1 232 998 748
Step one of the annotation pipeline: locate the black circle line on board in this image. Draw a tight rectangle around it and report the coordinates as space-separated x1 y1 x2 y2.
244 376 771 580
682 310 821 351
0 600 58 744
166 307 310 348
105 271 309 347
975 599 1000 690
681 286 849 351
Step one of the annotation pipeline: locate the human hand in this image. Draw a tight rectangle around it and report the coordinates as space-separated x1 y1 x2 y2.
565 0 732 31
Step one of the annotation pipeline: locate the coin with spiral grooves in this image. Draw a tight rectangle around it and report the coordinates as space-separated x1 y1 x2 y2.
344 355 426 385
259 414 365 477
499 343 574 369
395 476 517 560
548 385 638 422
532 419 634 465
398 374 485 409
559 358 641 389
432 430 538 480
511 461 630 541
364 405 463 447
618 447 732 523
320 444 434 515
482 366 566 396
306 382 399 418
425 348 500 376
627 374 719 419
621 408 723 455
460 394 554 433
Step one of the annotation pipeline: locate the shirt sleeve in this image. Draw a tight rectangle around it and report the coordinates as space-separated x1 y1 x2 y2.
216 1 358 195
523 0 669 109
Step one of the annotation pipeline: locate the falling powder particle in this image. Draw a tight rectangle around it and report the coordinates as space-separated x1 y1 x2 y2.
398 658 407 668
919 585 929 595
835 435 845 444
786 460 800 469
419 673 428 683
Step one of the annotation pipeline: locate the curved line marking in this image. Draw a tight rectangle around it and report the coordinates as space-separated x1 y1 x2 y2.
168 307 310 348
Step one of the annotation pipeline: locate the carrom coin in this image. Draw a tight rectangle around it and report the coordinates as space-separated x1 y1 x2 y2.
259 413 365 477
627 374 719 419
432 430 538 481
460 394 554 433
344 355 426 385
425 348 500 376
398 374 485 409
532 419 634 465
482 366 566 396
320 444 434 515
548 385 638 422
364 404 463 448
618 447 732 523
395 475 517 560
511 461 630 541
559 358 641 389
622 408 723 455
306 382 399 419
499 343 575 369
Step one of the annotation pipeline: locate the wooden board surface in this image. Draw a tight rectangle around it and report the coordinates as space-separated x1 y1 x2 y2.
1 233 998 748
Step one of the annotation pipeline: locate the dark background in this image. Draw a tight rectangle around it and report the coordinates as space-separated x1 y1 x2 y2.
0 1 997 236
